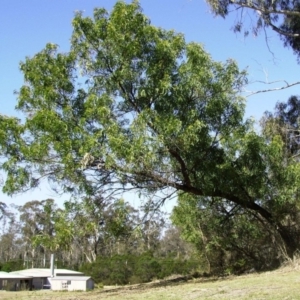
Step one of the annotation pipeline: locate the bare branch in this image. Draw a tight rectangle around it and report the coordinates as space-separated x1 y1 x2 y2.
246 80 300 97
263 26 277 62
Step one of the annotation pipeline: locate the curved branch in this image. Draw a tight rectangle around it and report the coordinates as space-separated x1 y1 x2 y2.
168 148 191 187
265 19 300 37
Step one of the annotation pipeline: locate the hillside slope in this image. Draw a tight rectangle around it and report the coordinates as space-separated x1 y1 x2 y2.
1 267 300 299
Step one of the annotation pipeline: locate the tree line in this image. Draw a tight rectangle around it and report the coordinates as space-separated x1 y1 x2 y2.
0 198 204 283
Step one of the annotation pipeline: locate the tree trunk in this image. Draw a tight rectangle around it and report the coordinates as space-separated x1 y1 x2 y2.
179 184 299 259
277 226 298 258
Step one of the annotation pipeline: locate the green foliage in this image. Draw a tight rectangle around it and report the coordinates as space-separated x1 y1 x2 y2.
1 1 247 200
79 253 202 285
281 5 300 60
134 252 161 282
31 196 137 262
0 260 24 272
159 255 199 279
80 254 135 285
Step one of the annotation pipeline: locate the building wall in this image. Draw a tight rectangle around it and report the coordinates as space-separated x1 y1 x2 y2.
51 279 91 291
0 279 32 291
49 279 59 291
86 279 94 290
1 279 20 291
68 280 86 291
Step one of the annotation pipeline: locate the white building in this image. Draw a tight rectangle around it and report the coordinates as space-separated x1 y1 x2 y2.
10 268 86 290
1 255 94 291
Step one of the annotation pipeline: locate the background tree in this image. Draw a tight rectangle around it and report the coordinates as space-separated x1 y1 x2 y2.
158 225 195 260
18 199 56 268
261 95 300 159
32 196 139 263
0 196 200 281
0 205 23 271
138 206 167 252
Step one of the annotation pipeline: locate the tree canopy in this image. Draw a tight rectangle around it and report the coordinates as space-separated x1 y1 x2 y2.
1 1 248 198
1 0 300 261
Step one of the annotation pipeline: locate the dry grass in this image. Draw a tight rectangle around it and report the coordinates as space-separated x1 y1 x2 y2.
1 267 300 300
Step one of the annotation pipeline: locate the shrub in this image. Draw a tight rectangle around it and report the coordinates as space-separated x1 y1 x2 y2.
80 253 203 285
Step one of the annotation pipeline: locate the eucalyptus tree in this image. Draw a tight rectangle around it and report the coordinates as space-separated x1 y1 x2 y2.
205 0 300 60
0 205 22 267
18 199 56 267
0 202 7 221
138 208 167 252
262 95 300 159
159 225 194 260
1 1 300 259
32 196 137 262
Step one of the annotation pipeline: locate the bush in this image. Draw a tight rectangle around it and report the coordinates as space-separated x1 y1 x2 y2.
134 252 161 282
80 253 203 285
80 254 134 285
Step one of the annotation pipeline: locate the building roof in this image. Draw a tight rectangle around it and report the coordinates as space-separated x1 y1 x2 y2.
10 268 83 278
0 271 32 279
49 276 92 281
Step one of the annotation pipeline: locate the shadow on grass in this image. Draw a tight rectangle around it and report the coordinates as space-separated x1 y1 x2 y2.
99 274 220 294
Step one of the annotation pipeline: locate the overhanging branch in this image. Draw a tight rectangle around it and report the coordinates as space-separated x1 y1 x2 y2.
229 0 300 17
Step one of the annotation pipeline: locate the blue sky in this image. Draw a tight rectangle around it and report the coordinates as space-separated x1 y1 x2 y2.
1 0 300 208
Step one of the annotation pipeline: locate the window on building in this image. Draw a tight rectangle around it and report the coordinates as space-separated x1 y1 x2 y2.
61 281 68 289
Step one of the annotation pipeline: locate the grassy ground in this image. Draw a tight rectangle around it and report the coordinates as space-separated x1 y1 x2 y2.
1 266 300 300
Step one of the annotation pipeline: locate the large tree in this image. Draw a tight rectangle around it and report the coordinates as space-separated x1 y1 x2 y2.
1 1 300 258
